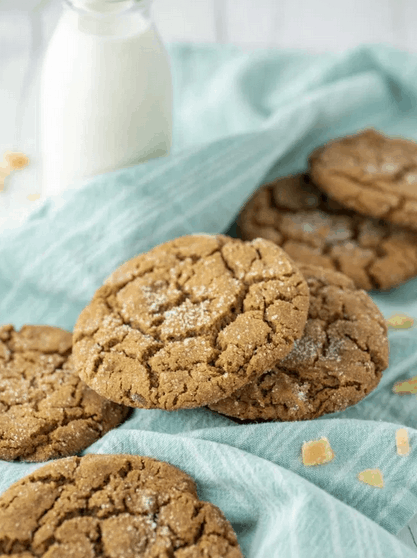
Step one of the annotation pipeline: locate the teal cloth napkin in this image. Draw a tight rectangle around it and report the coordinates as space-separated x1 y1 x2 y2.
1 43 417 557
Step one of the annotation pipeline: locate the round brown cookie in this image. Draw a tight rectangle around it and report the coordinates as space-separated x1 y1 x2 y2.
0 454 242 558
0 325 130 462
73 234 309 411
309 129 417 231
238 173 417 290
209 264 389 422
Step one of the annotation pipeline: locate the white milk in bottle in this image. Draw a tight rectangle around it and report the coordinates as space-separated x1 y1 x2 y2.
40 0 172 196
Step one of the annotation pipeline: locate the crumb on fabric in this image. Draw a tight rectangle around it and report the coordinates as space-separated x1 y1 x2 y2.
0 162 10 191
0 151 29 192
4 151 30 170
396 428 410 456
386 314 414 329
393 376 417 395
358 468 384 488
27 193 41 201
302 437 335 466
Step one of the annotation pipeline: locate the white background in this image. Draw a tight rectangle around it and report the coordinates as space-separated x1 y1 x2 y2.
153 0 417 52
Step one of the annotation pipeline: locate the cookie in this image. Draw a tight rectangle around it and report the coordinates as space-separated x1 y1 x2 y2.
209 264 389 422
238 173 417 290
0 325 130 462
73 234 310 410
0 454 242 558
309 129 417 231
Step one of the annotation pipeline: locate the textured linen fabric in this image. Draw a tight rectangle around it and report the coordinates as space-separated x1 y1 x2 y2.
0 43 417 557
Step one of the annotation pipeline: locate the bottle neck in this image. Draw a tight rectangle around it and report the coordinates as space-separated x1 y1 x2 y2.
62 0 153 36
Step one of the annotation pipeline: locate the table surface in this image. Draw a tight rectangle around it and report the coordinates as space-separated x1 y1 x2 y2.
0 2 417 552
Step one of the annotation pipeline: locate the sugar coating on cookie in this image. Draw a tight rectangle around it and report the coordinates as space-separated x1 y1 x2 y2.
309 129 417 231
210 264 389 422
0 325 130 462
358 468 384 488
0 454 243 557
238 173 417 291
396 428 410 456
73 235 310 410
302 437 335 466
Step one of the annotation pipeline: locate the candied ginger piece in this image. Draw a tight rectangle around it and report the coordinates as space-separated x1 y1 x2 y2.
0 151 29 193
358 469 384 488
4 151 29 170
396 428 410 456
393 377 417 395
302 437 335 466
386 314 414 329
0 161 11 192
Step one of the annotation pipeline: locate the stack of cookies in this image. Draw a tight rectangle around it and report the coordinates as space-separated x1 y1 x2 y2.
70 233 389 423
238 129 417 291
0 233 390 449
1 131 403 556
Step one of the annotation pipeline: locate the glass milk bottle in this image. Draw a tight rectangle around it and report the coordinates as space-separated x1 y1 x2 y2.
40 0 172 196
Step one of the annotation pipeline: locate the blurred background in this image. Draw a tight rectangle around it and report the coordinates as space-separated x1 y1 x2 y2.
155 0 417 51
4 0 417 50
1 0 417 220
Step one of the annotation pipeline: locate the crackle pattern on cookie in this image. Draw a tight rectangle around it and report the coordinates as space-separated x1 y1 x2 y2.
0 325 130 462
0 454 243 558
238 173 417 290
73 235 309 410
309 129 417 231
210 264 388 422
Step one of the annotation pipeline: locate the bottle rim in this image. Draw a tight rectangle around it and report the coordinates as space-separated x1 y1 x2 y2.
63 0 151 18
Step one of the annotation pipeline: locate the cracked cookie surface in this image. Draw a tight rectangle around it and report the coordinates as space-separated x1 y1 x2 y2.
209 264 389 422
238 173 417 290
73 235 309 410
309 129 417 231
0 325 130 462
0 453 243 558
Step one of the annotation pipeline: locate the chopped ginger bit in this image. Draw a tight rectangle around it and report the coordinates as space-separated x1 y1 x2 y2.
393 377 417 395
396 429 410 456
0 162 11 191
27 193 41 201
0 151 29 193
4 151 29 170
302 437 335 466
387 314 414 329
358 469 384 488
